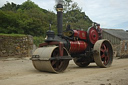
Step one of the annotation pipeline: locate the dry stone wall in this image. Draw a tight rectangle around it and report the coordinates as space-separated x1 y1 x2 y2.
0 35 33 57
113 40 128 58
120 40 128 58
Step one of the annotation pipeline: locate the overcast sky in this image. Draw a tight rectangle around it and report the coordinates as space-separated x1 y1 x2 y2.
0 0 128 31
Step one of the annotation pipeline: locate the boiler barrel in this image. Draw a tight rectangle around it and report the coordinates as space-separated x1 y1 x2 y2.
69 41 88 53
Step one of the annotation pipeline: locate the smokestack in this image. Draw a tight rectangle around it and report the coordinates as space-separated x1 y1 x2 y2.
56 0 63 36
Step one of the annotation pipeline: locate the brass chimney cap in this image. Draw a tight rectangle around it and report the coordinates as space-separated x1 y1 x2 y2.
56 4 63 12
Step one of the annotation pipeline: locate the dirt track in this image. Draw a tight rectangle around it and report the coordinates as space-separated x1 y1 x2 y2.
0 57 128 85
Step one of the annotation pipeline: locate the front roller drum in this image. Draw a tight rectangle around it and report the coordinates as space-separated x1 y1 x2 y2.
93 39 113 67
31 46 70 73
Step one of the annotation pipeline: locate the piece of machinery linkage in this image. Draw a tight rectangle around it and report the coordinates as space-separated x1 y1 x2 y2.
30 3 113 73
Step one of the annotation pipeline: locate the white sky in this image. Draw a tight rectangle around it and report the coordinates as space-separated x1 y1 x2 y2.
0 0 128 31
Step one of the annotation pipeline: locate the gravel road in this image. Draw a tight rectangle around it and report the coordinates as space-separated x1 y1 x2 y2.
0 57 128 85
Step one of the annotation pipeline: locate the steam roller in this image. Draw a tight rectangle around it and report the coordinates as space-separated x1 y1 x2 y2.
30 3 113 73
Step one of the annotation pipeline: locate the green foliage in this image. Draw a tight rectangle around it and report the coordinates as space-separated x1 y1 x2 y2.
63 10 92 30
20 0 39 10
0 0 56 36
0 10 22 34
33 36 45 46
62 0 92 30
0 2 20 11
0 0 92 36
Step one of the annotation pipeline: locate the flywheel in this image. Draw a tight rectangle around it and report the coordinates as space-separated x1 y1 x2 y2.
87 27 99 44
31 46 70 73
93 39 113 67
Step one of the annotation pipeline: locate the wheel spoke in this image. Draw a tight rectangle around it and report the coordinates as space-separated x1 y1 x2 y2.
51 61 56 66
104 55 107 64
106 48 109 52
58 61 63 69
50 47 69 72
54 62 59 69
101 54 105 58
100 43 111 65
103 44 107 50
103 55 109 65
106 56 109 64
100 48 105 52
103 60 106 65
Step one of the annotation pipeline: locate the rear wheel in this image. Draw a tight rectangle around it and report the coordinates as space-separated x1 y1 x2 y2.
73 58 90 67
93 39 113 67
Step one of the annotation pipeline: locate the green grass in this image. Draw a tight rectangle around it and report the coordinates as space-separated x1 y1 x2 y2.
0 33 26 36
0 33 45 46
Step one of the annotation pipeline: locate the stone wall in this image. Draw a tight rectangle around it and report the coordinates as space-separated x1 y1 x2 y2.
112 44 121 57
113 40 128 58
0 35 33 57
120 40 128 58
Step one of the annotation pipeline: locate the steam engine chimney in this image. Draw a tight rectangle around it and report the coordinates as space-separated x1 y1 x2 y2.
56 4 63 36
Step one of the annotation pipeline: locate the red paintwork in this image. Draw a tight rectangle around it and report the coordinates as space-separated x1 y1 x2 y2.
73 30 87 40
39 42 64 56
69 41 87 53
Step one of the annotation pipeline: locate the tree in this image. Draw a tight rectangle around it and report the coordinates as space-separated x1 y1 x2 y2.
63 0 72 12
60 0 92 30
0 2 20 12
20 0 39 10
0 0 92 36
55 0 81 12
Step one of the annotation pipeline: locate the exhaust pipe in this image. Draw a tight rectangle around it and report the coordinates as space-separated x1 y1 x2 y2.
56 4 63 36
